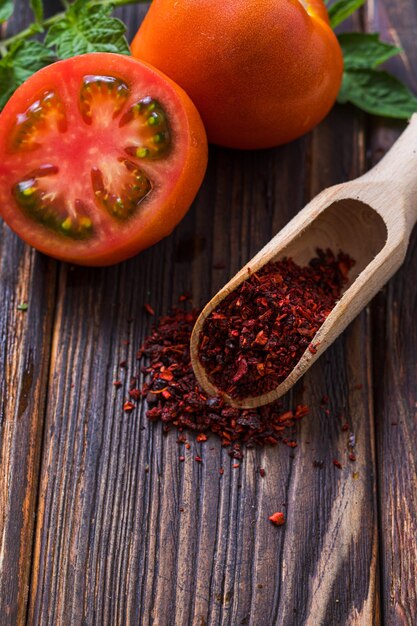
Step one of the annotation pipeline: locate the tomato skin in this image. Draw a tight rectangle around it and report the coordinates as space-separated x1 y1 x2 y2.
0 53 208 266
131 0 344 149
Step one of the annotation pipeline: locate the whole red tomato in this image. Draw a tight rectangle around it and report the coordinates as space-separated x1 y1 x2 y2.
131 0 344 149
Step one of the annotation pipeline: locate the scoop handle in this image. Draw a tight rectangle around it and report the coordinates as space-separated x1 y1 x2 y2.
360 113 417 229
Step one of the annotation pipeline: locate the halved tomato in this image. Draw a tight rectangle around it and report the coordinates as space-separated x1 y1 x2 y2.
0 53 208 265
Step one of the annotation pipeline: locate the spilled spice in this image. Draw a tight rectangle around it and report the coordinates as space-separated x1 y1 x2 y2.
143 303 155 316
269 512 285 526
136 308 308 458
198 249 354 400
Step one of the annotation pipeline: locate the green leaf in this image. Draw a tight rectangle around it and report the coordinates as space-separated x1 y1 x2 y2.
328 0 366 29
338 68 417 119
0 0 13 23
338 33 402 70
45 0 130 59
30 0 44 23
0 40 55 110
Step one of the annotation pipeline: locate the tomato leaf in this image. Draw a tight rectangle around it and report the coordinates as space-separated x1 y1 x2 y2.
328 0 366 29
45 0 130 59
30 0 44 23
338 68 417 118
0 0 13 23
0 40 54 109
338 33 402 70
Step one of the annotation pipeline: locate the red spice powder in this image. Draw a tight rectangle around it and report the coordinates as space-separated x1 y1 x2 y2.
137 308 308 458
198 249 354 400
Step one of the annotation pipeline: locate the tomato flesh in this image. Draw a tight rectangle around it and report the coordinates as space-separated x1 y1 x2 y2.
10 90 67 152
0 54 208 265
13 163 93 240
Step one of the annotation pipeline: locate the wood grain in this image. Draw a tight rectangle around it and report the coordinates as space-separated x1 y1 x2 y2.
0 3 57 625
366 1 417 623
1 1 416 625
25 5 380 623
0 235 56 626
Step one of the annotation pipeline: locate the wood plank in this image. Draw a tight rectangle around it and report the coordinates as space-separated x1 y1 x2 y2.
0 3 58 624
0 240 55 626
268 108 379 626
0 1 397 623
366 0 417 622
25 5 381 624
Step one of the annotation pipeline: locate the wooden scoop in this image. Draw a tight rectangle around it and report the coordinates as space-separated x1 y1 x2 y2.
190 114 417 409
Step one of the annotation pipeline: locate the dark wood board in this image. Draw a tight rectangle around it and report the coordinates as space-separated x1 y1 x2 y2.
366 1 417 624
0 1 415 624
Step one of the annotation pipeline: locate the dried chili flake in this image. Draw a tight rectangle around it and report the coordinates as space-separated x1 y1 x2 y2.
136 308 310 456
259 468 266 477
123 401 136 412
195 456 203 463
284 440 297 448
333 459 342 469
143 303 155 316
198 250 354 400
219 467 224 475
113 380 122 389
179 456 185 462
129 388 141 401
269 512 285 526
349 453 356 462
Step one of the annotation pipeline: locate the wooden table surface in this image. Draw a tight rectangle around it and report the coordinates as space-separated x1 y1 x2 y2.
1 1 417 624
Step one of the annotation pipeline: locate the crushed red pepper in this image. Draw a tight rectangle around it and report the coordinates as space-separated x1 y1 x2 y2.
269 512 285 526
198 249 354 400
137 308 308 458
143 303 155 316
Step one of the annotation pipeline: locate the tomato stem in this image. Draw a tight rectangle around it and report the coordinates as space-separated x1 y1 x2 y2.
0 0 146 52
